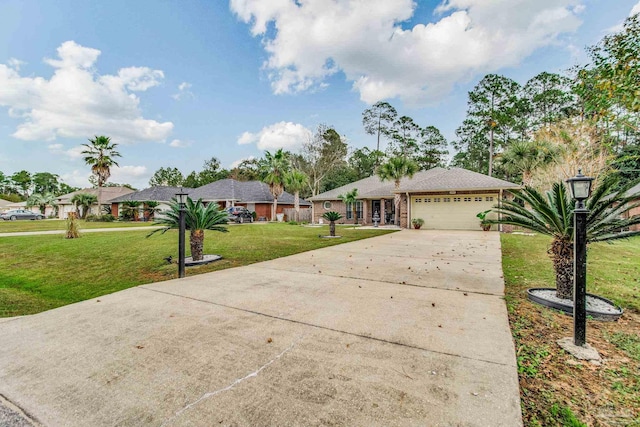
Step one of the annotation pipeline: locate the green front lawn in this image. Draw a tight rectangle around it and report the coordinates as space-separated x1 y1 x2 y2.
0 224 394 317
501 233 640 426
0 219 155 233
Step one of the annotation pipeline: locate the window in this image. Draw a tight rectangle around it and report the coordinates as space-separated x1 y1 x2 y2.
425 198 431 202
464 197 472 202
475 197 483 202
346 201 363 220
323 201 332 210
486 196 494 202
415 198 422 203
434 197 441 202
444 197 451 202
453 197 461 202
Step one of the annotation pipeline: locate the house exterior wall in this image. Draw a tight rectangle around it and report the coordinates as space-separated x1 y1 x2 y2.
625 202 640 231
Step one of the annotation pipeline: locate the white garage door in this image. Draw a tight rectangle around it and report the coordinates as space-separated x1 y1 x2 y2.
411 194 498 230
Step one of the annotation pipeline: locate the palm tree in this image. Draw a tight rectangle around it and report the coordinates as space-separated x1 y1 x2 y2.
486 176 640 299
71 193 98 219
143 201 161 221
261 149 289 221
496 140 559 186
81 135 122 213
26 192 57 215
284 170 309 222
120 201 141 221
322 211 343 237
338 188 359 225
149 198 228 261
377 157 418 226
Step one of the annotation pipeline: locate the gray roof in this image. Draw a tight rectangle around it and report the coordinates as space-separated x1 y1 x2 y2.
57 187 135 204
310 167 519 200
190 179 310 206
625 182 640 198
107 186 193 203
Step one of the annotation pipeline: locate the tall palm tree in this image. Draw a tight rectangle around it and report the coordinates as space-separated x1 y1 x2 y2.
486 176 640 299
377 157 418 226
497 140 559 186
284 169 308 222
261 149 289 221
149 198 228 261
338 188 359 225
81 135 122 213
71 193 98 219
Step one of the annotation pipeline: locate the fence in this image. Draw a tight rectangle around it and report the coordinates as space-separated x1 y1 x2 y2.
283 207 311 222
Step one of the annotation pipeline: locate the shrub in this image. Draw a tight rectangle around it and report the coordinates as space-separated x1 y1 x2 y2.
86 214 116 222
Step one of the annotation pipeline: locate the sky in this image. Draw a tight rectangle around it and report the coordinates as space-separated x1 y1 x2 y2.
0 0 639 190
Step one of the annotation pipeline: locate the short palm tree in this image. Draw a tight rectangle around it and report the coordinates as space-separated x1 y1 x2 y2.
322 211 343 237
71 193 98 219
26 192 57 215
284 169 308 222
338 188 359 225
377 157 418 226
143 200 161 221
82 135 121 213
120 201 141 221
486 176 640 299
261 149 289 221
149 198 228 261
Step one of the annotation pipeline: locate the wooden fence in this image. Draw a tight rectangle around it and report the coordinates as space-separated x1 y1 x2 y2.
283 208 311 222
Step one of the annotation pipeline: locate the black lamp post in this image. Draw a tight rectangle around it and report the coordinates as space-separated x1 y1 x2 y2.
176 189 188 279
566 170 594 347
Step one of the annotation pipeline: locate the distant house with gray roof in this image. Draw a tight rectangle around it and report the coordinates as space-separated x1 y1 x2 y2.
310 167 519 230
57 187 135 219
107 180 310 221
107 186 193 220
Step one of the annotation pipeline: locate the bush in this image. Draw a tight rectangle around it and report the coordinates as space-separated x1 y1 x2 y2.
288 220 299 225
86 214 116 222
251 211 257 220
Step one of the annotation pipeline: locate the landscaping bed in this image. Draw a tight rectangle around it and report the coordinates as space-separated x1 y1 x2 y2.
0 223 394 317
501 233 640 426
0 219 154 233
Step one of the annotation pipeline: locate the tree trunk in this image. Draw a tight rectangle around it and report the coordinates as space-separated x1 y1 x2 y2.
489 127 494 177
329 221 336 237
272 197 278 221
294 191 300 222
353 204 358 225
550 238 574 299
190 229 205 261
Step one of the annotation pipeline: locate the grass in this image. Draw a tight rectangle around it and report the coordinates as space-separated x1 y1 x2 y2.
0 223 394 317
501 233 640 427
0 219 154 233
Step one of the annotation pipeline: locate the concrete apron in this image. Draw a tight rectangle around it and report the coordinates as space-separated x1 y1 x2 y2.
0 230 522 426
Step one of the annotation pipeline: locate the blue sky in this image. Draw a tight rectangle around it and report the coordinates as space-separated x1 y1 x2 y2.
0 0 638 189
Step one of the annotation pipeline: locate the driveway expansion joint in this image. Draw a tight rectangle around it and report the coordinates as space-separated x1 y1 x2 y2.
139 286 514 368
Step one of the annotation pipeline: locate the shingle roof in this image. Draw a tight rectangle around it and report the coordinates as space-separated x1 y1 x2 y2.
57 187 135 204
399 168 520 192
190 179 310 206
310 167 519 200
107 186 193 203
624 182 640 198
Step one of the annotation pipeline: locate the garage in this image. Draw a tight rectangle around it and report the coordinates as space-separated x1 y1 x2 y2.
410 193 499 230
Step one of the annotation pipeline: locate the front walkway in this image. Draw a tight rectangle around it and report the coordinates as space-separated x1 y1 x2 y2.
0 230 522 426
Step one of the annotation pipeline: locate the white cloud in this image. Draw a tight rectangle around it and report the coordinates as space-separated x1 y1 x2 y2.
0 41 173 143
169 139 191 148
231 0 584 104
631 1 640 16
230 156 256 168
7 58 25 71
110 165 148 185
237 121 311 151
48 143 84 160
60 170 91 188
172 81 194 100
606 2 640 33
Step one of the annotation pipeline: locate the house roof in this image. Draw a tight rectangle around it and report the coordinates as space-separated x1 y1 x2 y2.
310 167 519 200
0 199 12 208
624 182 640 198
57 187 135 204
189 179 311 206
107 186 194 203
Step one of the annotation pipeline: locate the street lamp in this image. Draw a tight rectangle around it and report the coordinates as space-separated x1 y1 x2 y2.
176 189 188 278
566 170 594 347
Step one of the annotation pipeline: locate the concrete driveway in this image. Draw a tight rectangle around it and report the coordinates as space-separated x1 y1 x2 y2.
0 230 522 426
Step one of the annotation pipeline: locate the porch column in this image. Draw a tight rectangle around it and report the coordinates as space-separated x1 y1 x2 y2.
380 198 385 225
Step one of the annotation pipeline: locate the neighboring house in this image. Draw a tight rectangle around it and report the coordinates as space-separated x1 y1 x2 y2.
107 186 193 220
310 167 520 230
57 187 135 219
0 199 16 212
622 182 640 231
188 179 311 221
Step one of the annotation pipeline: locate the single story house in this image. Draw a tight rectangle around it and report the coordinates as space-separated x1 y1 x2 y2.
189 179 311 221
0 198 12 212
57 187 135 219
107 186 193 220
310 167 520 230
622 182 640 231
